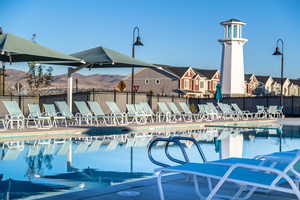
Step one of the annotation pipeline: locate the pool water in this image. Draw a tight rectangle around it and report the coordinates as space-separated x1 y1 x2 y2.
0 125 300 199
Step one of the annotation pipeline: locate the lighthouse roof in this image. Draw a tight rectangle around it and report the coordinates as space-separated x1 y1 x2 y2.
221 18 245 25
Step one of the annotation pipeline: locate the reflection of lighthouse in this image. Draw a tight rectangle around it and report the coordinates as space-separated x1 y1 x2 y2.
220 131 244 159
219 19 248 96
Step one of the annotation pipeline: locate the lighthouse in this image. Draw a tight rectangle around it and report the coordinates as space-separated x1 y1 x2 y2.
219 19 247 96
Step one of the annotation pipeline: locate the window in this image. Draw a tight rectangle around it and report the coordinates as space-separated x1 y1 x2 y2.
145 80 149 85
155 79 160 85
184 79 190 89
227 25 232 38
200 81 204 89
233 25 237 38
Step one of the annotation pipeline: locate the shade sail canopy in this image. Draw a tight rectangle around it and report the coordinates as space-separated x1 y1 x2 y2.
0 33 82 62
43 46 156 68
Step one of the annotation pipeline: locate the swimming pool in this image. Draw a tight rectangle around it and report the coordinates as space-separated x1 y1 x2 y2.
0 124 299 199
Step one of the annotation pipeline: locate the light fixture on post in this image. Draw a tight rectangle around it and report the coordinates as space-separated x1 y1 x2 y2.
131 26 143 105
272 38 284 107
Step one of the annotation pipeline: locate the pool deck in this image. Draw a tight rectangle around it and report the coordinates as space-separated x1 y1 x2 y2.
0 119 278 142
39 174 296 200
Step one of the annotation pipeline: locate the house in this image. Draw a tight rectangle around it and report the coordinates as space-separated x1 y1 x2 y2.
289 79 300 96
253 75 273 95
244 74 258 96
122 66 179 96
123 64 220 97
194 69 220 96
272 78 290 96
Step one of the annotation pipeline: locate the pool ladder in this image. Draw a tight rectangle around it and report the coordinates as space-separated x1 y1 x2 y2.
147 136 207 167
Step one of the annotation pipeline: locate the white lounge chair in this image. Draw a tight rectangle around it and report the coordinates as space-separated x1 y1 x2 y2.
231 103 255 120
87 101 111 125
156 152 300 200
178 102 201 121
74 101 98 125
157 102 177 123
55 101 78 126
43 104 67 127
28 104 52 128
126 104 147 124
106 101 128 125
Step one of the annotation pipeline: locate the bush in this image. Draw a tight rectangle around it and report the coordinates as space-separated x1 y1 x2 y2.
189 103 197 113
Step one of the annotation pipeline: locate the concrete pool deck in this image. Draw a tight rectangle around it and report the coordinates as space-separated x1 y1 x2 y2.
39 174 296 200
0 119 278 142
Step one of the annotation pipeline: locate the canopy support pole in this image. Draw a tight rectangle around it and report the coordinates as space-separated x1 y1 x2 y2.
67 66 86 113
67 69 73 112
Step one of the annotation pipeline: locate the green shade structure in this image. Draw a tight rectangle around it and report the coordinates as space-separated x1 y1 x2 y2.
214 83 223 102
0 33 81 63
44 46 156 68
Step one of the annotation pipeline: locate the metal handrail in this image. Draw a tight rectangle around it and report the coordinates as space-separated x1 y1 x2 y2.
164 138 190 164
147 137 171 167
147 136 207 167
170 136 207 163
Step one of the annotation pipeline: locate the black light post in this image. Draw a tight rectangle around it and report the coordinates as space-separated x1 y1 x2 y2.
131 26 143 104
272 39 284 106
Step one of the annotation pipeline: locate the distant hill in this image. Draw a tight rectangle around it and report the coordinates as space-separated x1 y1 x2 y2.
4 69 125 92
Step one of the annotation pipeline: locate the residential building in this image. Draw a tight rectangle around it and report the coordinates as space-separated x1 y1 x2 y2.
123 64 220 97
244 74 258 96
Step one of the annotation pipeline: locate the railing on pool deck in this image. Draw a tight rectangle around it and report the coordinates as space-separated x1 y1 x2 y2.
147 136 207 167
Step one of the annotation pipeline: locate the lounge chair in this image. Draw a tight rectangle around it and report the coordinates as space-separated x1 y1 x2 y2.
231 103 255 120
28 104 52 128
43 104 67 127
256 105 267 119
217 103 238 120
156 151 300 200
201 103 220 120
106 101 128 125
139 102 157 123
74 101 98 125
3 101 26 129
266 105 284 119
157 102 177 123
178 102 201 121
54 101 78 126
135 103 155 123
87 101 111 125
166 102 185 121
126 104 147 124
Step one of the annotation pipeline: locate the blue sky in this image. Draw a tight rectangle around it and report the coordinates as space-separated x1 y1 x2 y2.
1 0 300 78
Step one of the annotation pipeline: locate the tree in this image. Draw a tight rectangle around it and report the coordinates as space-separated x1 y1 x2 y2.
26 62 53 95
116 80 126 92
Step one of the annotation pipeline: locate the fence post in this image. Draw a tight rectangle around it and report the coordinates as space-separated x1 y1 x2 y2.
292 96 294 115
113 89 117 102
92 88 95 101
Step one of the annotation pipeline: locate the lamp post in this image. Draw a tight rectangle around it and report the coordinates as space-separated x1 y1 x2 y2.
131 26 143 104
272 39 284 106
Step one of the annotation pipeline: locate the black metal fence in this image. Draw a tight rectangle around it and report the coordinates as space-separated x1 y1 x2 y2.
0 90 299 117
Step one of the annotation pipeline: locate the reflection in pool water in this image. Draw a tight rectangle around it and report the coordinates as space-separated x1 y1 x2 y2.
0 125 299 199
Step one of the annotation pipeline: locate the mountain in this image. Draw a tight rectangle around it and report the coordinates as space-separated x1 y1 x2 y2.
4 69 125 91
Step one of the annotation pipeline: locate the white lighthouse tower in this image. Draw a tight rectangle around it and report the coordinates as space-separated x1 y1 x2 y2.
219 19 248 96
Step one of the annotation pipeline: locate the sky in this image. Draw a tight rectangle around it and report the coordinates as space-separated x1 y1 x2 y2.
1 0 300 78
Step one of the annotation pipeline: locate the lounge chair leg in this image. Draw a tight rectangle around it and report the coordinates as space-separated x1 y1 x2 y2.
157 172 165 200
192 175 205 199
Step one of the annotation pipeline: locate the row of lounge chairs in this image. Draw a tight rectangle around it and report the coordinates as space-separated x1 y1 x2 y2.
1 100 284 129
